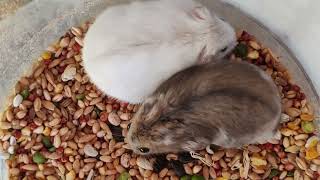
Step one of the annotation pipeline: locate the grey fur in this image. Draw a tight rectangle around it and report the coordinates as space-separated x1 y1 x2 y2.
127 60 281 155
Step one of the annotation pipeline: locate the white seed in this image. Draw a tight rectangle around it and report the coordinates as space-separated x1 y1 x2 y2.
84 144 98 157
62 66 77 82
13 94 23 107
7 146 15 154
86 169 94 180
248 145 261 153
9 136 17 146
281 113 290 123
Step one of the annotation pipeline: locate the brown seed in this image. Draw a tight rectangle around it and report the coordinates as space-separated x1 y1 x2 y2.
34 97 42 112
283 137 290 148
0 121 12 129
9 168 20 176
212 151 225 161
21 164 38 171
73 108 84 119
285 107 301 117
294 134 308 140
300 114 314 121
193 165 202 174
159 168 169 177
42 100 55 111
82 163 95 172
285 145 300 153
78 134 96 143
115 164 126 173
248 145 261 153
108 112 121 126
34 65 45 78
295 157 307 170
209 167 217 179
248 41 261 50
100 156 112 163
226 149 238 157
16 111 27 119
49 118 61 127
60 37 70 47
84 106 94 115
54 83 64 94
266 153 278 168
75 37 84 47
120 153 130 168
284 163 295 171
106 169 118 175
92 122 100 134
129 169 139 176
53 135 61 148
151 173 159 180
120 113 130 121
90 97 102 105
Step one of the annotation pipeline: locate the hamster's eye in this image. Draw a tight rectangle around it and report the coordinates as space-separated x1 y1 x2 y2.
138 147 150 153
127 123 131 129
220 46 228 53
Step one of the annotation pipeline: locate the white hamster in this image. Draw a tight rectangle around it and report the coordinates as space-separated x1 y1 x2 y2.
83 0 236 104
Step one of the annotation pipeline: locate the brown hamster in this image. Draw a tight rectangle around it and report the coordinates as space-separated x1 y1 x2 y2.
127 60 281 155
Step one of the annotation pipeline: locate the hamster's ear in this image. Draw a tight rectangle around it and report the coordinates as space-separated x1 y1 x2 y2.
191 6 210 21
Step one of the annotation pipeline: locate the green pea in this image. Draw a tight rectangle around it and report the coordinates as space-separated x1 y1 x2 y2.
234 43 248 58
33 152 46 164
180 175 191 180
301 121 315 133
117 172 130 180
268 169 279 178
21 89 30 100
191 175 205 180
42 136 53 148
76 94 85 100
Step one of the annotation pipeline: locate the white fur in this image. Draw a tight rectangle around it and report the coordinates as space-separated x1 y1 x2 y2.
83 0 236 104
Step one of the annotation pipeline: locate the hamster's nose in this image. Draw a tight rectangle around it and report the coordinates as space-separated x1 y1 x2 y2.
138 147 150 153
